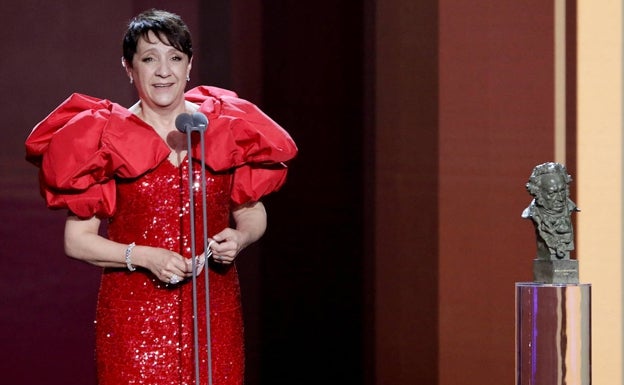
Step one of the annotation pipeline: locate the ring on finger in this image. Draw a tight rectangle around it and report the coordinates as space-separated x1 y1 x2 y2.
169 274 182 284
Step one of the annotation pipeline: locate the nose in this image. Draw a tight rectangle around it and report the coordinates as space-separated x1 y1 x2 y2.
155 61 171 77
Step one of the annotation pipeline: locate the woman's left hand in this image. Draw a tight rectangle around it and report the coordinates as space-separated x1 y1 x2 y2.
209 228 246 265
209 201 267 265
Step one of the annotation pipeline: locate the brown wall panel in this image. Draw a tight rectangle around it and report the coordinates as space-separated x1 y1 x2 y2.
374 0 439 383
2 2 135 384
438 1 556 384
565 0 577 179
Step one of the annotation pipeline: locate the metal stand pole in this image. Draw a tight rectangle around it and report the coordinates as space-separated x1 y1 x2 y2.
182 112 212 385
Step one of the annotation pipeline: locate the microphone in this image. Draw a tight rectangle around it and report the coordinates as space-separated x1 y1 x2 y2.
175 112 209 133
175 113 194 133
192 112 208 132
176 109 212 385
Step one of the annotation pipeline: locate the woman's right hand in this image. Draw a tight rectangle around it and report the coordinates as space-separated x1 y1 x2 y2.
132 245 193 284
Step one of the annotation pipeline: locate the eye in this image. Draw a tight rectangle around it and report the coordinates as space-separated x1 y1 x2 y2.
141 56 155 63
171 55 183 62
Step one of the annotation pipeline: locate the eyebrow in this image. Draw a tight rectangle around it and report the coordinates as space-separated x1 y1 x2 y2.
137 46 184 56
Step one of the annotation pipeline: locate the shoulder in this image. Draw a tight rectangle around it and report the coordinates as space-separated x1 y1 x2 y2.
25 93 170 218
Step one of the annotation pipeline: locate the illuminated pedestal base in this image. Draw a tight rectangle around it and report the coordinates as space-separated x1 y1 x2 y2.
515 283 591 385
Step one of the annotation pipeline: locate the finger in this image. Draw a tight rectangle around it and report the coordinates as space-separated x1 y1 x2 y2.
186 255 206 276
211 227 236 244
169 263 189 277
211 240 238 256
213 256 232 265
211 230 229 242
168 273 183 285
214 253 236 264
209 238 225 253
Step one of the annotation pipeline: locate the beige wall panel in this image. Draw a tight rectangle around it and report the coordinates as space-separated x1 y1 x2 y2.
577 1 623 384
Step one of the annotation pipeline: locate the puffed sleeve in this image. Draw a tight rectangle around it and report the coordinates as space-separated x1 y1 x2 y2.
25 93 170 218
185 86 298 205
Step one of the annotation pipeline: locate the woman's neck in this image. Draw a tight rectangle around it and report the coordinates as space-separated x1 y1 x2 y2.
129 100 199 165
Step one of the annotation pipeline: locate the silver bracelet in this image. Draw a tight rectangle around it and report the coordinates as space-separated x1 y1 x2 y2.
125 242 137 271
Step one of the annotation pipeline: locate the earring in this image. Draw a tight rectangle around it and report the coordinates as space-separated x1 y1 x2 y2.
186 75 190 82
130 77 133 84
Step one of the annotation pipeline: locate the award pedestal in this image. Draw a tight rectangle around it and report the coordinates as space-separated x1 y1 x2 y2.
515 283 591 385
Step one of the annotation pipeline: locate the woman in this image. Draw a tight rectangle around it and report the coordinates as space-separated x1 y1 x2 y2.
25 9 297 385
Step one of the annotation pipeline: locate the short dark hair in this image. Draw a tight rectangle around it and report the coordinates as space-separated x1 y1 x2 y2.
122 9 193 66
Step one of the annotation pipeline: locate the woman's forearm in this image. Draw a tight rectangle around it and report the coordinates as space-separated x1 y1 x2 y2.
64 215 129 268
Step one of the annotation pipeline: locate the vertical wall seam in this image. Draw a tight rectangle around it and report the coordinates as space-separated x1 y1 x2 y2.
555 0 566 164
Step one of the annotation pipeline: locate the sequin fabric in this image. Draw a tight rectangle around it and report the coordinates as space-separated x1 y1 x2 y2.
100 158 244 385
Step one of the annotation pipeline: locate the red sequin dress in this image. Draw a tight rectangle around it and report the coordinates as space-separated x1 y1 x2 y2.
25 86 297 385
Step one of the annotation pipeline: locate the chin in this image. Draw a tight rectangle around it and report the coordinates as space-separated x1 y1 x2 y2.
151 94 183 108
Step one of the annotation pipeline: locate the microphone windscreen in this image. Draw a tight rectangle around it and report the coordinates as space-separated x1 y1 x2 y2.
175 113 194 133
192 112 208 128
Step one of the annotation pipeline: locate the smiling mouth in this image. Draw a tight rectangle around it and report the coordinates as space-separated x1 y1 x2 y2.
153 83 173 88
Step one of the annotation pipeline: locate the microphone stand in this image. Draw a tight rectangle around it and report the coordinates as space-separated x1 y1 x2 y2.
178 112 212 385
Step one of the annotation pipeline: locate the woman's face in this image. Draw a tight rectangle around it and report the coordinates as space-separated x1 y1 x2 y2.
126 30 192 111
